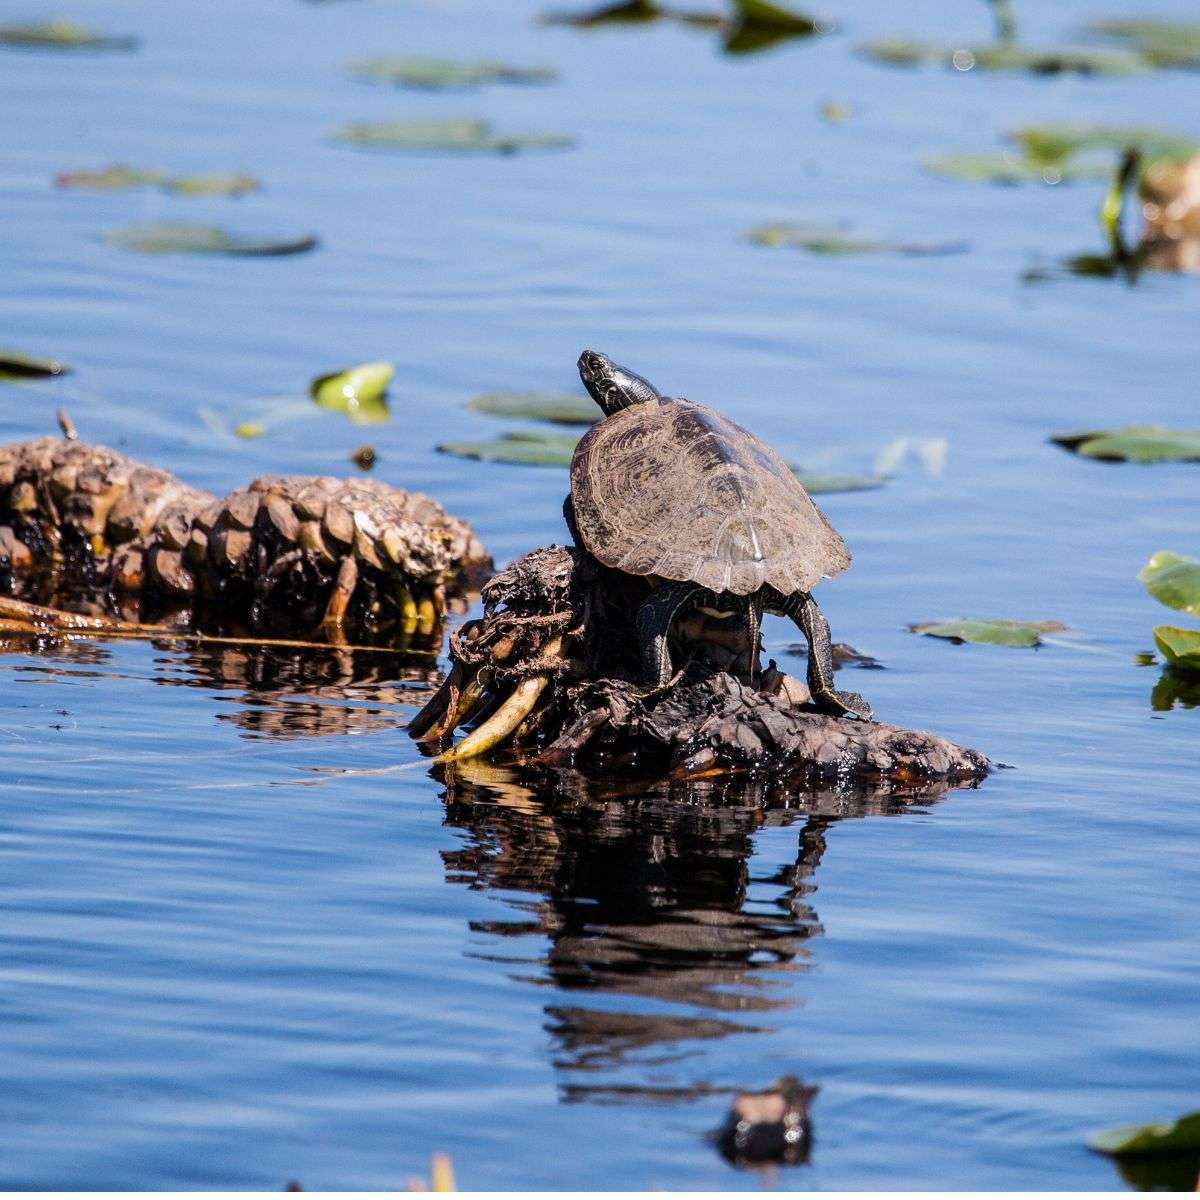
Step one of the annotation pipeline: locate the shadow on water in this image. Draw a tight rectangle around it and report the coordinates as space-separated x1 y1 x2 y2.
433 758 978 1165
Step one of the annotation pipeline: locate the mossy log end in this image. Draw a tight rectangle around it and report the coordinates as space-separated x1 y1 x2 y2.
412 544 990 785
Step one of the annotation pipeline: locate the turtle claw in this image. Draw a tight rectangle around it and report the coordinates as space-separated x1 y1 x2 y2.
834 690 874 721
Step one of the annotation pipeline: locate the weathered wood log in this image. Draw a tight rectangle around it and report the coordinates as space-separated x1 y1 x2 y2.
412 544 989 784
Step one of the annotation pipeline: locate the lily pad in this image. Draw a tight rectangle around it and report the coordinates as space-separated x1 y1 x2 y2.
925 153 1108 185
541 0 665 26
310 361 394 425
1139 551 1200 616
1090 1110 1200 1157
437 431 579 466
349 57 557 89
1050 426 1200 464
0 350 71 379
56 164 162 190
1152 626 1200 672
0 20 137 51
56 165 260 196
106 223 317 256
233 421 266 439
861 38 1147 75
908 618 1067 647
1089 19 1200 69
791 471 887 494
730 0 818 33
1011 124 1200 168
746 222 967 257
335 118 573 155
467 391 598 426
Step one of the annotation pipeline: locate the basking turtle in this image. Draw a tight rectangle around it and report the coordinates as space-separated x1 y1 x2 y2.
567 350 872 719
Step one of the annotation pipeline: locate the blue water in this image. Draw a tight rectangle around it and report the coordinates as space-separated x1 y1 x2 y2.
1 0 1199 1188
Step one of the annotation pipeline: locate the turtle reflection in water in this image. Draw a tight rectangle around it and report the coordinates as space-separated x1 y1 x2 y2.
567 351 872 719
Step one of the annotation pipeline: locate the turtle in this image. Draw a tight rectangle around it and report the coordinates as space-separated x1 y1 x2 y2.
566 350 872 720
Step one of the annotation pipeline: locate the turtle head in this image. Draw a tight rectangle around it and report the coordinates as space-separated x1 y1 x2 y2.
578 350 661 416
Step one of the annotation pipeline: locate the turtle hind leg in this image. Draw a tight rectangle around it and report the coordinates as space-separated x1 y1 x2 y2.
783 592 874 721
635 579 702 690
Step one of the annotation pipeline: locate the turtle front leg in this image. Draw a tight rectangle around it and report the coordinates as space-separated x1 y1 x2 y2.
781 592 873 720
635 579 702 690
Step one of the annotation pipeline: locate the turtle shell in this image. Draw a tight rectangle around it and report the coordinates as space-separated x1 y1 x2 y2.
569 397 850 596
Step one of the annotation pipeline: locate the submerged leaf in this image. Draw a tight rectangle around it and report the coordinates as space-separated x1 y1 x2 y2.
311 361 394 424
467 391 598 425
909 618 1067 647
437 431 579 466
0 349 71 379
791 471 887 494
1139 551 1200 616
349 57 557 89
106 223 317 256
861 38 1146 75
1050 426 1200 463
0 20 137 50
1153 627 1200 672
335 118 573 154
746 222 966 256
1090 1110 1200 1156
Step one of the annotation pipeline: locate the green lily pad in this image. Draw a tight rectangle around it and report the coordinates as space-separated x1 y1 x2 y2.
1089 19 1200 69
541 0 665 26
161 173 261 197
106 223 317 256
349 57 557 89
1139 551 1200 616
861 38 1147 75
1090 1110 1200 1157
335 119 573 155
791 471 888 494
909 618 1067 647
1051 426 1200 463
730 0 818 33
0 20 137 50
746 222 967 256
1152 626 1200 672
437 431 579 466
0 349 71 379
311 361 394 425
56 165 260 196
925 153 1109 185
56 164 162 190
233 421 266 439
1011 124 1200 168
467 391 598 426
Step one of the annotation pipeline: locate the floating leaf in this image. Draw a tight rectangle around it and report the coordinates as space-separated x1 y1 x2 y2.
730 0 819 33
56 165 260 196
467 391 598 426
925 153 1108 185
349 57 557 89
861 38 1147 75
56 164 162 190
0 349 71 379
335 118 573 154
1139 551 1200 616
161 173 261 197
541 0 665 26
233 421 266 439
106 223 317 256
437 431 579 466
1090 1110 1200 1157
310 361 394 425
1051 426 1200 463
1152 626 1200 672
0 20 137 50
908 618 1067 647
1011 124 1200 168
1090 19 1200 69
791 471 887 494
746 222 967 257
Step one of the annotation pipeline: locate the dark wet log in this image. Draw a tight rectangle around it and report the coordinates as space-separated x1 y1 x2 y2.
0 436 491 641
413 544 989 784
